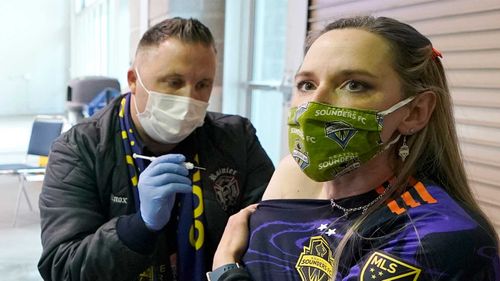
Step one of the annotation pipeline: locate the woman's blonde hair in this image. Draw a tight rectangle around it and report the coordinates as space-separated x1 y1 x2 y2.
305 16 497 277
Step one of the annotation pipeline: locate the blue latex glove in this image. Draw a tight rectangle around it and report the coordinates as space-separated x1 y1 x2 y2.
138 154 192 231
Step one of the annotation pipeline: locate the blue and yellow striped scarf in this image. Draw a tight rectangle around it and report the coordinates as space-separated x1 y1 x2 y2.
119 93 207 281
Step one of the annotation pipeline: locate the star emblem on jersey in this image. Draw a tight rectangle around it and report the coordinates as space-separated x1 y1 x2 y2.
317 224 336 237
325 121 357 149
317 224 328 231
296 236 334 281
325 228 336 236
360 251 422 280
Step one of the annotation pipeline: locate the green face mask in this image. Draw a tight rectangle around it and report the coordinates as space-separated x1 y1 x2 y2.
288 97 414 182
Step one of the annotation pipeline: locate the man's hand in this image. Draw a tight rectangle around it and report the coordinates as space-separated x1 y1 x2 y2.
138 154 192 231
213 204 258 269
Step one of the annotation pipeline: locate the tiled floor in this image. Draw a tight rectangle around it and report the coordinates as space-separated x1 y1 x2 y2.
0 175 43 281
0 115 44 280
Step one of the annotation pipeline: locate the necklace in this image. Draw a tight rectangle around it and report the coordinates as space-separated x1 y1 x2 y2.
330 185 390 216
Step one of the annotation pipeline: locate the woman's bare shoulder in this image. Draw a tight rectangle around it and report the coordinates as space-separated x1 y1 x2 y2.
262 154 323 200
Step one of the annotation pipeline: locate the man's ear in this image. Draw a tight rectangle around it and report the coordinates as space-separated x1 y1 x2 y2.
127 68 137 95
398 91 437 134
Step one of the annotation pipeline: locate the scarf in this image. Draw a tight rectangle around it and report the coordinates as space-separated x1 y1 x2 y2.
119 93 207 281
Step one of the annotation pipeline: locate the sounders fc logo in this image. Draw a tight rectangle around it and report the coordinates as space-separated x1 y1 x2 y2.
292 140 310 170
295 236 334 281
293 103 309 125
360 251 422 280
325 121 357 149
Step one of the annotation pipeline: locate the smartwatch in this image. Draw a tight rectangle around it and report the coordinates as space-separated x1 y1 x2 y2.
206 263 241 281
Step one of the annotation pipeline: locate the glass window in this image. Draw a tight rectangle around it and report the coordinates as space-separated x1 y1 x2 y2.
249 0 288 165
223 0 307 165
71 0 129 87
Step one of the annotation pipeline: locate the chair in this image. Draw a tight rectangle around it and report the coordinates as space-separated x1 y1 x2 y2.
86 87 121 116
66 76 120 124
0 116 64 226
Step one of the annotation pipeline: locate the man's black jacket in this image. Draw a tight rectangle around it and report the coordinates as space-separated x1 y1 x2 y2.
38 95 274 281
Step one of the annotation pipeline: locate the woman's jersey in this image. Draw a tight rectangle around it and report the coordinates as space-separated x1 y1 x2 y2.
242 180 500 280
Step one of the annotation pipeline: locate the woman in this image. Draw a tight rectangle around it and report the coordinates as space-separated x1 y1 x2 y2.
208 16 500 281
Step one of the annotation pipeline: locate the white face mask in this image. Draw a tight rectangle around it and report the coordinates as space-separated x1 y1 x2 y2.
134 68 209 144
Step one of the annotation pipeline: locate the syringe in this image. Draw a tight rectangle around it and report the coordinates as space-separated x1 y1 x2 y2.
132 153 206 170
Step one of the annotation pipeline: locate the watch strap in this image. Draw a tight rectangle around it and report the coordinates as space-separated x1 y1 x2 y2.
206 263 241 281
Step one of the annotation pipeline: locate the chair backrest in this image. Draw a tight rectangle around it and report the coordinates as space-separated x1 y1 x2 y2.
67 76 121 107
87 87 122 116
27 117 64 157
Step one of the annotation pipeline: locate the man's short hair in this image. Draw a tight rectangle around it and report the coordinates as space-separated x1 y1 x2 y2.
137 17 215 54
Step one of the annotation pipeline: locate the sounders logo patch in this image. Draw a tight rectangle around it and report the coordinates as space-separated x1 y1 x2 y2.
295 236 334 281
360 251 422 280
325 121 357 149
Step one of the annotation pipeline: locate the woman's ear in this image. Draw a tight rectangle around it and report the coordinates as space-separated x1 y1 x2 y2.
127 68 137 95
398 91 436 134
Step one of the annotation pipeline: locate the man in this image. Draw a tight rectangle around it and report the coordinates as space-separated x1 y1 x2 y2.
38 17 274 281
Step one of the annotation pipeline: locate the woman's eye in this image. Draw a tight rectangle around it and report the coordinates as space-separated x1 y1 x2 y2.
296 81 317 92
343 80 369 92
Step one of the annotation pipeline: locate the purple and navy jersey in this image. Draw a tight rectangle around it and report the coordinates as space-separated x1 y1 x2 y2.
242 180 500 280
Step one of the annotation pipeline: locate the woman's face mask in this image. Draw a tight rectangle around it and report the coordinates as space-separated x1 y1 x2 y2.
134 68 209 144
288 97 414 182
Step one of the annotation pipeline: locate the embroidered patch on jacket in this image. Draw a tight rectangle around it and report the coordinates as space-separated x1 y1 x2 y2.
295 235 334 281
210 167 239 211
360 251 422 280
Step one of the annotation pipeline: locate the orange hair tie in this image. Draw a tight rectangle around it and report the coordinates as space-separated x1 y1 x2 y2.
432 47 442 61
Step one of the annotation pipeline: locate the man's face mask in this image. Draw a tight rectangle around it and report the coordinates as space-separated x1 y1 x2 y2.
288 97 414 182
133 68 209 144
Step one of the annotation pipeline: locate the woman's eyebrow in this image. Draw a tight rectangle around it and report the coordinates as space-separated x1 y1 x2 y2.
295 69 379 80
337 69 379 79
294 71 315 80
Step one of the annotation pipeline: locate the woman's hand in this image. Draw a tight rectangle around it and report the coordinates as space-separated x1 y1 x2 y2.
212 204 258 269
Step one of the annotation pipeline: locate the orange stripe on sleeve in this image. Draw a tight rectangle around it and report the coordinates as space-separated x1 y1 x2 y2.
402 192 421 208
414 182 438 204
408 176 418 186
387 200 406 215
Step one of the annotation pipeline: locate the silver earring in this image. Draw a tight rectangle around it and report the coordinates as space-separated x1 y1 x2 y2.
399 135 410 162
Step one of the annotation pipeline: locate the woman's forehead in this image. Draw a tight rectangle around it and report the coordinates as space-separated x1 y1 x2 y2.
302 28 394 74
